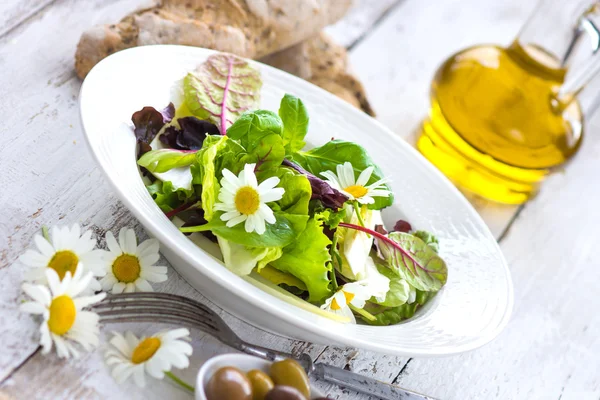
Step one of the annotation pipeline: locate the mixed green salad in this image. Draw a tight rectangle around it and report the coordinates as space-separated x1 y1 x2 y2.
131 52 448 325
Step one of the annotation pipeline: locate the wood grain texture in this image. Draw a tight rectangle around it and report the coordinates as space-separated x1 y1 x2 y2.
0 0 55 37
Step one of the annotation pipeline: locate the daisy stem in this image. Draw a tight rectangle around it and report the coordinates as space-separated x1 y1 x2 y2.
352 202 368 230
165 371 195 393
41 225 50 242
349 304 376 322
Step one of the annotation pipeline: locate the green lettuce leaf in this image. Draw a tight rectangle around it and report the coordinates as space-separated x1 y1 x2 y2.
183 53 262 133
270 217 332 302
291 140 393 209
257 265 307 291
227 110 285 174
377 232 448 292
216 236 281 276
278 94 308 155
137 149 197 173
413 230 440 253
191 135 246 221
146 180 194 212
275 168 311 217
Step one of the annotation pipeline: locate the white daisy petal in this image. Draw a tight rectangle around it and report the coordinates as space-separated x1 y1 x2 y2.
136 239 159 258
124 229 137 254
135 279 153 292
226 214 247 228
244 216 255 233
22 283 51 306
252 214 266 235
34 234 55 257
139 253 159 267
356 166 374 186
258 204 276 224
105 231 121 254
19 250 48 267
257 176 280 192
112 282 126 294
20 302 46 314
244 163 258 187
260 188 285 203
124 283 136 293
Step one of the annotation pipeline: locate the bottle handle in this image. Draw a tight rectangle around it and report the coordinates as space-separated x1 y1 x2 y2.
557 3 600 104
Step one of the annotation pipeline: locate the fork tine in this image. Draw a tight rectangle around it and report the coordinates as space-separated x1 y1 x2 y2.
95 299 215 321
100 315 216 333
97 307 219 333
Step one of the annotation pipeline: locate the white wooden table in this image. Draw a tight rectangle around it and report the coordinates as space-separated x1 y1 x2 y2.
1 0 599 399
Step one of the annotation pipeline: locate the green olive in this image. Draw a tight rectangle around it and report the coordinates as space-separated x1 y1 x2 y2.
205 366 252 400
269 359 310 399
247 369 275 400
265 385 307 400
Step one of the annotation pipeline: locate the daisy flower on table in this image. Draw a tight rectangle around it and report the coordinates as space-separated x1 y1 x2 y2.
19 224 105 291
20 268 105 358
321 161 391 205
214 163 285 234
104 329 193 388
100 228 168 294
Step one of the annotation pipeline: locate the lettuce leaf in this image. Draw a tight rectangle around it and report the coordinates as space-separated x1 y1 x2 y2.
217 236 281 276
257 265 307 291
146 180 194 212
278 94 308 155
291 140 393 210
131 103 175 156
184 53 262 134
270 216 332 303
137 149 197 173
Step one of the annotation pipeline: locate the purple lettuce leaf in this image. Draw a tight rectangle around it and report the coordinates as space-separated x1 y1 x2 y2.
131 103 175 156
159 117 219 150
282 159 348 209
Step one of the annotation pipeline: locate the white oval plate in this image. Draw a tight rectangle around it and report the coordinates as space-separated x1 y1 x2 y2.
80 45 513 357
196 354 323 400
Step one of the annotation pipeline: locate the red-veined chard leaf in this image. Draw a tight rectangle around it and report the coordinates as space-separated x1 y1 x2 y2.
282 159 348 209
339 223 447 291
131 103 175 156
184 53 262 135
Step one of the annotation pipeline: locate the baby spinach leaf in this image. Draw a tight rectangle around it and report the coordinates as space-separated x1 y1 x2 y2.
184 53 262 134
270 217 332 303
371 264 412 307
227 110 285 173
278 94 308 155
377 231 447 292
137 149 197 173
362 291 432 326
181 211 301 248
291 140 393 209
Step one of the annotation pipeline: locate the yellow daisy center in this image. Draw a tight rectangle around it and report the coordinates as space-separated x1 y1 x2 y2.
131 337 161 364
234 186 260 215
344 185 368 198
331 291 355 310
112 254 141 283
47 295 76 335
47 250 79 280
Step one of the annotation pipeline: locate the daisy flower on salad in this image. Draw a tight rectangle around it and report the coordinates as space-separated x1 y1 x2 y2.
104 329 193 388
321 258 390 323
214 163 285 234
321 162 391 205
20 268 105 358
100 228 168 294
19 224 105 291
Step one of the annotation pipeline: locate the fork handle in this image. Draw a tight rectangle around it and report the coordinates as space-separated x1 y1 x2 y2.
311 362 437 400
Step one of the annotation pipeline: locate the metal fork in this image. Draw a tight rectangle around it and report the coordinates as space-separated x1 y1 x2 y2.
94 292 435 400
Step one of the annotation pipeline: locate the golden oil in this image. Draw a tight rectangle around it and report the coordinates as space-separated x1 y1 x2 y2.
417 41 583 204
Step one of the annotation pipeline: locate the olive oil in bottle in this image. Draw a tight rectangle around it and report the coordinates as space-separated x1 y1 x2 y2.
417 41 583 204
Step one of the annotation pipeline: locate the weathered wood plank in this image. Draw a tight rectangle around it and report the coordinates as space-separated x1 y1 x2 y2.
393 116 600 399
0 0 55 38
